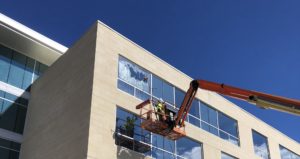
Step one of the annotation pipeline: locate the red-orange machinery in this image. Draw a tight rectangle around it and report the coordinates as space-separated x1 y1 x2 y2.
136 79 300 140
136 99 185 140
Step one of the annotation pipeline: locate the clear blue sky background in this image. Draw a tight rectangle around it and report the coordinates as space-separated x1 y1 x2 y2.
1 1 300 143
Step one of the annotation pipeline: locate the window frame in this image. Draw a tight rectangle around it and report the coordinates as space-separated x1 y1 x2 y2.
252 129 271 159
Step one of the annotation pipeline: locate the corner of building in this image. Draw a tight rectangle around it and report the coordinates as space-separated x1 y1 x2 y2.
19 21 99 159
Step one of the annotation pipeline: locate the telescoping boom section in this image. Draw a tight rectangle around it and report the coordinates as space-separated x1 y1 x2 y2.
176 80 300 128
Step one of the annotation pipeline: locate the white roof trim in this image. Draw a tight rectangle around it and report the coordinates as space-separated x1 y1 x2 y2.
0 13 67 54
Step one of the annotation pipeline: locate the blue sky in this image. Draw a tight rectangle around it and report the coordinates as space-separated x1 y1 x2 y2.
1 1 300 142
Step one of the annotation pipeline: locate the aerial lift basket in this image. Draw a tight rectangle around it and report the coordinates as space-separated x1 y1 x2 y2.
136 99 186 140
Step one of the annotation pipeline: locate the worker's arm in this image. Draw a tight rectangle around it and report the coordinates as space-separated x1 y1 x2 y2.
175 80 300 127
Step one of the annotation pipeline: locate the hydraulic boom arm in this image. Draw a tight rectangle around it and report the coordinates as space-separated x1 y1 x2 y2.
175 80 300 127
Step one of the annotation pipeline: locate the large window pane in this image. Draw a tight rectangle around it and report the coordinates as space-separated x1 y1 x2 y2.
176 137 202 159
0 99 27 134
162 81 174 104
0 45 12 83
280 145 300 159
152 75 163 99
22 58 35 90
175 88 185 108
189 100 199 117
152 134 175 153
219 113 238 137
219 112 239 145
252 130 270 159
136 89 150 101
188 115 200 128
152 75 174 104
7 52 26 88
117 79 134 96
118 56 150 93
0 138 20 159
201 103 218 135
201 103 218 127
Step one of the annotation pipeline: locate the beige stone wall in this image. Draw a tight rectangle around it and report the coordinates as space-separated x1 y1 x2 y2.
88 21 300 159
20 23 98 159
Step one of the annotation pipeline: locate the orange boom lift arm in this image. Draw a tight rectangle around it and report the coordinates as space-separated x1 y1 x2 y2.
176 80 300 127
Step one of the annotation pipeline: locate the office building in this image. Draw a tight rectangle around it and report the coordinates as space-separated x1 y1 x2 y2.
0 13 299 159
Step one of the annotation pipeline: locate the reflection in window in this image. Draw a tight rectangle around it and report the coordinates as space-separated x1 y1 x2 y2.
175 88 185 108
221 152 237 159
177 137 202 159
219 113 239 145
280 145 300 159
153 134 175 153
115 108 203 159
118 56 150 93
0 137 20 159
115 108 151 155
152 75 174 104
0 90 27 134
188 115 200 128
0 44 48 90
201 103 218 135
252 130 270 159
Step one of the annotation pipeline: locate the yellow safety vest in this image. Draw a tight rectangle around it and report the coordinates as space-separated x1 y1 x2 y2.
157 102 163 111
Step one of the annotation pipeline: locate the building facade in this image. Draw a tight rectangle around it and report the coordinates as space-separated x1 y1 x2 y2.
0 13 299 159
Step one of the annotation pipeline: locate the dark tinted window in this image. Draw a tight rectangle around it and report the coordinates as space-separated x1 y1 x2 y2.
0 138 20 159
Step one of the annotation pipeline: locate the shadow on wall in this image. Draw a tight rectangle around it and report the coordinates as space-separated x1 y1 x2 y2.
116 146 150 159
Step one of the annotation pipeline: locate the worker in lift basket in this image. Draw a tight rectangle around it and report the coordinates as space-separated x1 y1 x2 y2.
155 98 166 122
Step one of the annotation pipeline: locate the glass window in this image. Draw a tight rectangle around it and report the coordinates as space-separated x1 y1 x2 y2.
115 108 151 154
0 45 12 83
219 113 238 137
201 103 218 135
0 90 28 106
0 138 20 159
152 134 175 153
0 44 48 90
0 99 27 134
152 75 163 99
162 81 174 105
252 130 270 159
219 112 239 145
7 52 27 88
22 57 35 90
152 75 174 104
280 145 300 159
175 88 185 109
118 56 150 93
135 89 150 101
152 148 176 159
189 100 199 117
176 137 202 159
117 79 134 96
188 115 200 128
221 152 237 159
33 62 47 81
